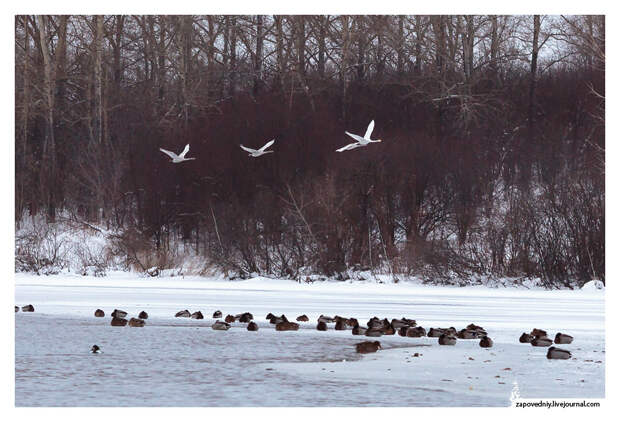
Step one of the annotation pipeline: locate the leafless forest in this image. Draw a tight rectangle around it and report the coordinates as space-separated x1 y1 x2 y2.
14 15 604 286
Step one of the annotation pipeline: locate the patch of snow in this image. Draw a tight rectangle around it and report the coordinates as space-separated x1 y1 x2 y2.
581 280 604 290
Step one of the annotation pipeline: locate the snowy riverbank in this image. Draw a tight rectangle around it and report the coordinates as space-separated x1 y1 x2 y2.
15 272 605 406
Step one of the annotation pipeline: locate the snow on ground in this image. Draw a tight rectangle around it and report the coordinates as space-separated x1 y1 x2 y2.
15 272 605 406
581 280 605 290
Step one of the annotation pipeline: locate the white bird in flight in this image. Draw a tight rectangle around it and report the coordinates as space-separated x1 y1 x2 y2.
240 139 275 157
159 144 196 163
336 120 382 152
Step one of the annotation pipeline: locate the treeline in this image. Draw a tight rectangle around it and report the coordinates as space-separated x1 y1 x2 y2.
14 15 604 285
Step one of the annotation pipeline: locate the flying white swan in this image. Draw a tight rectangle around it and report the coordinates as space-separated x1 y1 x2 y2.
240 139 275 157
159 144 196 163
336 120 382 152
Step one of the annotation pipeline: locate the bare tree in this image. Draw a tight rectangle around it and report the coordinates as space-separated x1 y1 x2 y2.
35 15 58 220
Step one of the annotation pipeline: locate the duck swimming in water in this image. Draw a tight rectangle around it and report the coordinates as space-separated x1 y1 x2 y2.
91 345 102 354
547 346 572 360
554 333 574 344
212 320 231 331
355 341 382 354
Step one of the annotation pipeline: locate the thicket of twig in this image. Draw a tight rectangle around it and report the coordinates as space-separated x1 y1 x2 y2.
15 15 604 286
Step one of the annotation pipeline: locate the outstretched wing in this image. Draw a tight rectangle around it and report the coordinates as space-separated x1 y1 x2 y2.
259 139 275 151
364 120 375 139
240 144 257 153
336 142 363 152
160 148 179 160
179 144 190 158
345 131 365 143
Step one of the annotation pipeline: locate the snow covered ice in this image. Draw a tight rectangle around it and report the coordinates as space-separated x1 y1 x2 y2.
15 273 604 406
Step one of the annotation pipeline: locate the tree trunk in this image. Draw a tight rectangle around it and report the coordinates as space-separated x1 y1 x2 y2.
317 16 326 78
397 15 405 76
55 16 68 120
356 16 366 81
432 16 446 76
296 16 306 77
462 15 474 82
340 15 350 120
181 15 193 130
113 15 124 89
274 15 284 91
253 15 263 96
446 16 459 70
414 16 423 75
375 16 384 79
206 16 216 71
524 15 541 187
18 16 31 219
206 16 217 101
36 15 56 221
585 15 593 71
94 15 104 145
490 15 499 79
228 16 237 97
155 16 167 115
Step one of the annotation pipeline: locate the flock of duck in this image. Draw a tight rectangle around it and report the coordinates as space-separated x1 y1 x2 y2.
159 120 382 163
78 306 575 360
